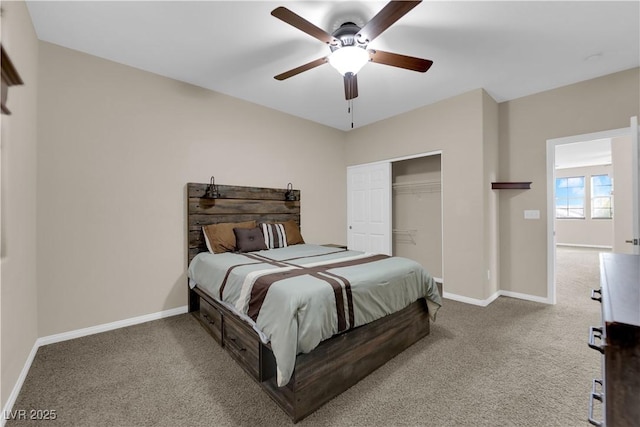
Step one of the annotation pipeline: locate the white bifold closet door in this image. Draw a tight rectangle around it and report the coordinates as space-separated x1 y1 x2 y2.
347 162 392 255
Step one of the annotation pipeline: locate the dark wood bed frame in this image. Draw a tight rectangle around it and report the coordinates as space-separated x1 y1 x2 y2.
187 182 434 422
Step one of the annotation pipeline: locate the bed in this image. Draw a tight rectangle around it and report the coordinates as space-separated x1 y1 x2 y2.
186 182 442 422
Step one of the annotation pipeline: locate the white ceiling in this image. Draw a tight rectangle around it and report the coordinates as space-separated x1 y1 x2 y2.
555 138 612 170
26 1 640 131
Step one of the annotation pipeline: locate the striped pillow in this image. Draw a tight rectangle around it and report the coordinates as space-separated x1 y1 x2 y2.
260 223 288 249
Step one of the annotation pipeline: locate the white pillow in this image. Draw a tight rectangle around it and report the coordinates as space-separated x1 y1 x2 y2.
202 226 214 253
260 223 288 249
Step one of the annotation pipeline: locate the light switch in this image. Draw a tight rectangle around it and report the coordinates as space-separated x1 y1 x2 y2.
524 210 540 220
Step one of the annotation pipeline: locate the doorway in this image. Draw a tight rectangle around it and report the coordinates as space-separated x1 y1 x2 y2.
546 118 639 303
554 138 614 249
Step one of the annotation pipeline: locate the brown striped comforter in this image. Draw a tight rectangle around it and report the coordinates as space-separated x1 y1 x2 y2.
188 244 441 387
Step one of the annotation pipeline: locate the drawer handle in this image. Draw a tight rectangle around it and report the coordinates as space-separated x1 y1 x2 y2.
202 313 215 325
590 288 602 303
588 326 605 354
228 336 247 352
588 378 604 426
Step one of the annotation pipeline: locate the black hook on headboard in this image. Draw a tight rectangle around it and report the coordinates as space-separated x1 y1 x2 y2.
204 176 221 199
285 182 297 201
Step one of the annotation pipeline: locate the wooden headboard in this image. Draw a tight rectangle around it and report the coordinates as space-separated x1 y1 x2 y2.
187 182 301 264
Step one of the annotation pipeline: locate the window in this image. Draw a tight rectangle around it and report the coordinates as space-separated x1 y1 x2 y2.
591 174 613 219
555 176 585 218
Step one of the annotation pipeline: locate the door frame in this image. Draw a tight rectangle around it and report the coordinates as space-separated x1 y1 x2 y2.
546 120 638 304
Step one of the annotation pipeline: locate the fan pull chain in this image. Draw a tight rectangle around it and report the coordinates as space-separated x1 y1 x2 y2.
348 100 354 129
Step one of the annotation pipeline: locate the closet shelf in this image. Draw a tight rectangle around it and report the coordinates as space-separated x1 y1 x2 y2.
392 229 418 234
491 182 532 190
392 180 441 195
392 229 417 245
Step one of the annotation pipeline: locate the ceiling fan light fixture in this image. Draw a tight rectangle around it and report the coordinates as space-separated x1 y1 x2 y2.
328 46 369 76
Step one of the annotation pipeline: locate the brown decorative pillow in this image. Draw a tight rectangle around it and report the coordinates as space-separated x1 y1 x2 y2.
283 219 304 245
202 221 256 254
234 227 267 253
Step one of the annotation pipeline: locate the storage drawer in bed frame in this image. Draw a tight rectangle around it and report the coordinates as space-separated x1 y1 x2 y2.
197 297 222 344
191 285 431 423
223 311 262 381
193 293 277 383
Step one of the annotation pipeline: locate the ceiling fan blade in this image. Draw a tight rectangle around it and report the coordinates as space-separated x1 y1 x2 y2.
357 1 422 44
271 7 339 46
274 57 328 81
344 73 358 100
368 49 433 72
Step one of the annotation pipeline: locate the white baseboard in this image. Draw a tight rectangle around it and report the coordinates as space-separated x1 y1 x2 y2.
442 291 500 307
499 290 553 305
1 341 39 427
1 305 188 427
443 290 552 307
37 305 188 346
556 243 612 249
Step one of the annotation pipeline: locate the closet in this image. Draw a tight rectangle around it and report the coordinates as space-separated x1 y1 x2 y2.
347 153 443 281
392 155 442 280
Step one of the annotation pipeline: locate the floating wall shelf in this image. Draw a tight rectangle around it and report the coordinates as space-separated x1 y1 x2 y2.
491 182 532 190
1 45 24 115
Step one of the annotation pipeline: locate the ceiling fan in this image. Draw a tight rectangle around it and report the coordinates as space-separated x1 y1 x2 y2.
271 1 433 101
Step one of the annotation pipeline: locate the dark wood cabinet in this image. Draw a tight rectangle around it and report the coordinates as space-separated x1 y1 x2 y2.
588 253 640 426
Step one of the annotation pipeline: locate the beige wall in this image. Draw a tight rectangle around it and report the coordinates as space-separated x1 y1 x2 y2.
0 0 39 410
498 68 640 297
36 42 347 336
555 164 613 247
346 89 495 300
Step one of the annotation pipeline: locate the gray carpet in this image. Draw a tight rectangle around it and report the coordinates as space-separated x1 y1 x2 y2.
7 247 605 426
